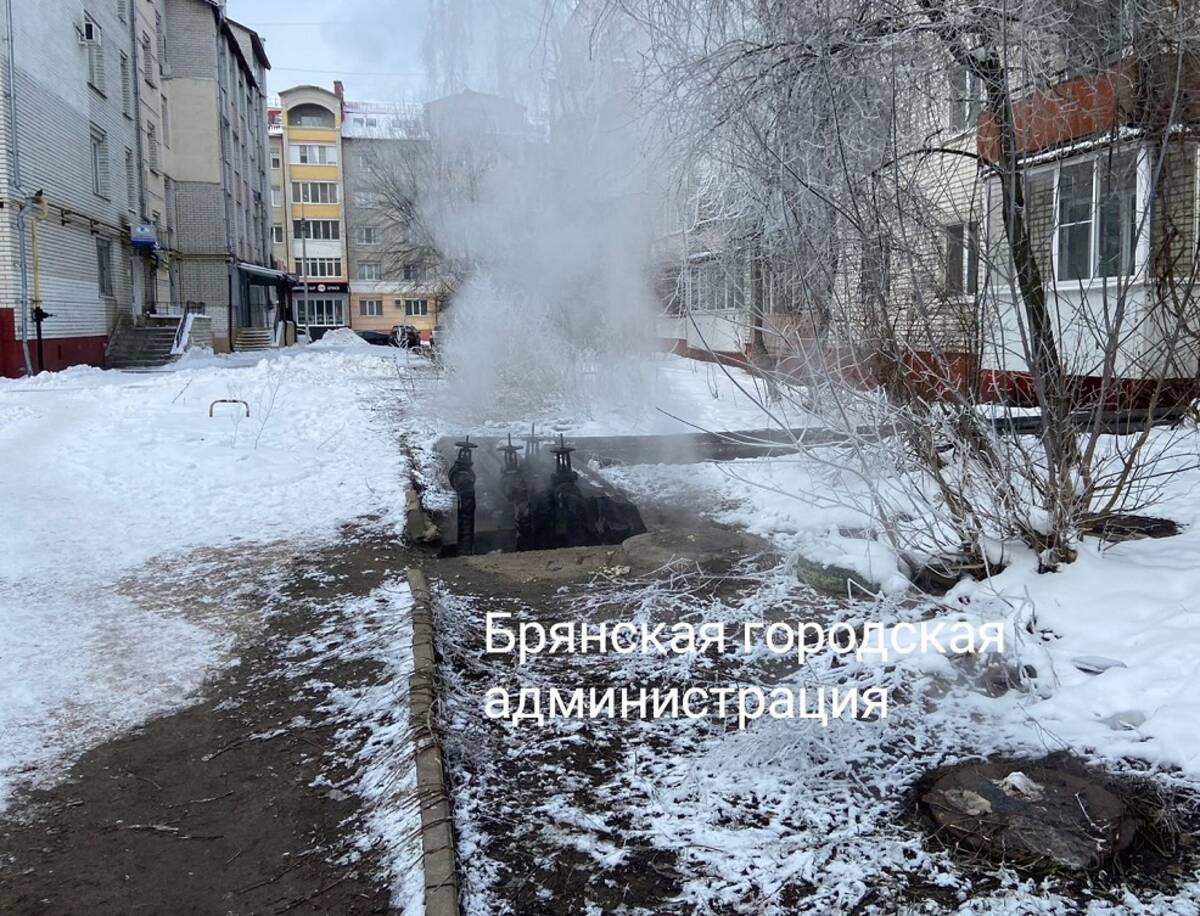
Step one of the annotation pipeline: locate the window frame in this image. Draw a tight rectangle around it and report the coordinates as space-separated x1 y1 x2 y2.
297 257 342 278
289 143 338 166
359 298 383 317
90 126 108 198
84 15 105 95
96 238 114 296
944 221 980 297
357 261 382 281
119 52 132 117
1050 148 1147 285
296 297 345 325
290 181 339 204
291 219 340 240
146 120 159 173
984 146 1149 292
141 32 155 86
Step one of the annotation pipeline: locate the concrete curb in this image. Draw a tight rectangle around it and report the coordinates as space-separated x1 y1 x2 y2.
407 567 460 916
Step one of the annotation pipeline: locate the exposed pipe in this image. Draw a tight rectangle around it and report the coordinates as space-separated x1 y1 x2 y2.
4 0 32 375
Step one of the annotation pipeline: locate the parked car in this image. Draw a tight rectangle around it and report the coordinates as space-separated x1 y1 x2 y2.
355 329 394 347
391 324 421 349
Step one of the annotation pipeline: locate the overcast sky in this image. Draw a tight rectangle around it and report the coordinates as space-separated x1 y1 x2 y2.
224 0 432 104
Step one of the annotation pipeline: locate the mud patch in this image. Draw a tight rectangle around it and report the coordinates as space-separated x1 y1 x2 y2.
0 521 417 915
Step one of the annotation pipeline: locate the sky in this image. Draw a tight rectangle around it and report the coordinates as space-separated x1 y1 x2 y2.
224 0 432 104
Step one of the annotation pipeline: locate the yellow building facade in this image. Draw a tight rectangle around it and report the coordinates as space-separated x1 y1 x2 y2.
274 85 350 332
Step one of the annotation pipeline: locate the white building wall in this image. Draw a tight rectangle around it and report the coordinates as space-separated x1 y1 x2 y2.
0 0 146 349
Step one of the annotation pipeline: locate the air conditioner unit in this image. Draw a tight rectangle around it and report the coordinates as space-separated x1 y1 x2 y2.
79 17 100 45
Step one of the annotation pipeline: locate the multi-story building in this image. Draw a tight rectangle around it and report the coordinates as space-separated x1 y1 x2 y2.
0 0 172 375
273 83 349 336
342 99 441 341
0 0 275 376
164 0 277 353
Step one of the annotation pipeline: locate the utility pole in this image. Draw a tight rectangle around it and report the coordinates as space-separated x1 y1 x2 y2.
299 195 311 338
5 0 32 375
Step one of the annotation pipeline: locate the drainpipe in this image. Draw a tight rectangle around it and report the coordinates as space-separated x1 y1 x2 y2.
4 0 32 375
127 0 146 321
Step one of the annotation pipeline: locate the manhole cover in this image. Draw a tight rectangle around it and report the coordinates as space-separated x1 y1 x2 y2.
921 761 1140 871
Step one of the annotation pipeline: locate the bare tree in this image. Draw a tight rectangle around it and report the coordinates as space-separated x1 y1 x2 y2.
608 0 1200 572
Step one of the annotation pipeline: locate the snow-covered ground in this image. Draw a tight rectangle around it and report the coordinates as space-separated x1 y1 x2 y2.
576 426 1200 913
0 341 411 811
9 339 1200 913
606 427 1200 778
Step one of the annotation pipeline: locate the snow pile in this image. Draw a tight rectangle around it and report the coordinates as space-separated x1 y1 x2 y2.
0 346 411 810
311 327 373 349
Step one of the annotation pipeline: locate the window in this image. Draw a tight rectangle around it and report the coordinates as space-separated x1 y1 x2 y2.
292 219 340 240
360 298 383 316
948 66 979 132
146 121 159 172
270 152 281 170
357 261 382 280
291 181 338 204
1042 152 1140 282
1098 153 1138 278
141 33 154 85
944 222 979 296
270 186 281 208
296 297 345 325
161 95 170 147
402 263 422 282
1058 161 1093 282
354 226 378 244
353 190 382 208
164 176 175 243
289 143 338 165
685 258 748 311
272 225 284 244
403 298 429 316
1065 0 1129 71
155 12 166 75
96 239 113 296
297 257 342 278
120 53 132 116
124 147 136 210
84 16 105 93
90 126 108 197
287 104 335 128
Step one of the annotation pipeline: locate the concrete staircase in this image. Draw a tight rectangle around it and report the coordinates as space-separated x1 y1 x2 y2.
106 324 179 369
234 328 274 351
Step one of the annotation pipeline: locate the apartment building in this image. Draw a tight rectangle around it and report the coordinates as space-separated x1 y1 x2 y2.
342 99 441 341
271 85 511 342
164 0 277 352
0 0 171 375
0 0 274 376
272 83 349 336
651 13 1200 406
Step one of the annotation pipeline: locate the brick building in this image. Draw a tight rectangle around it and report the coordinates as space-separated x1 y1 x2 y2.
342 99 442 341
